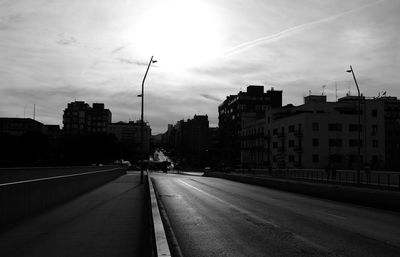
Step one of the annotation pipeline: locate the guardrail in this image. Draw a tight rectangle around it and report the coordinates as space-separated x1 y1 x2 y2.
234 168 400 190
0 167 126 228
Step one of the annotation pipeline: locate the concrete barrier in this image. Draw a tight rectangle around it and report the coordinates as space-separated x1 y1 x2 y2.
0 165 121 184
204 172 400 212
0 167 126 228
146 173 172 257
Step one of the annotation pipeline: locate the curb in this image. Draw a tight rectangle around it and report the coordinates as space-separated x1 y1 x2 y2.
151 177 184 257
147 173 172 257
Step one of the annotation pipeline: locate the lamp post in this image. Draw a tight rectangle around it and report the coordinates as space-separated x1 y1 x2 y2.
139 56 157 184
347 65 361 184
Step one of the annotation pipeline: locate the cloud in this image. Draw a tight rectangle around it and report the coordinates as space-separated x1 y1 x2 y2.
110 45 125 54
118 58 148 66
56 34 78 46
200 94 221 102
225 0 385 57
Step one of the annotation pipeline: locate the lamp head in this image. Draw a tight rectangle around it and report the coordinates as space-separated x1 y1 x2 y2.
346 70 352 73
152 60 158 64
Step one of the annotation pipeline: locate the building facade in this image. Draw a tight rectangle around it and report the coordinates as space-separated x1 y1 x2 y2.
241 93 400 171
218 85 282 167
110 121 151 160
161 115 210 167
63 101 111 135
0 118 47 136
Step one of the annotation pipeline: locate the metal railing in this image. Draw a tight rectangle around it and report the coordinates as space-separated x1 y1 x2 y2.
233 168 400 190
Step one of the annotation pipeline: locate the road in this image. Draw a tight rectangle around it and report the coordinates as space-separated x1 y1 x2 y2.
152 172 400 257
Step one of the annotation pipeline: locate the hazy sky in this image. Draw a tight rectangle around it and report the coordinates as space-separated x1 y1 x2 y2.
1 0 399 133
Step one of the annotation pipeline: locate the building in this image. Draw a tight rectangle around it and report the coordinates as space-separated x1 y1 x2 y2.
218 85 282 167
0 118 47 136
63 101 111 135
110 121 151 160
241 93 400 171
162 115 210 167
86 103 112 134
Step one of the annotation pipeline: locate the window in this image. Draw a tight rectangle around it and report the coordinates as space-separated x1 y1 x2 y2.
288 125 295 132
349 139 363 147
312 123 319 131
372 109 377 117
372 125 378 135
349 124 359 132
273 128 278 135
312 138 319 147
328 123 342 131
288 155 295 162
272 142 278 148
312 154 319 163
329 139 342 147
373 140 378 148
289 140 295 147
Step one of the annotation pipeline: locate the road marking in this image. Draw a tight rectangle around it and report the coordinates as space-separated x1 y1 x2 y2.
323 212 347 220
178 179 331 253
179 179 279 228
317 211 347 220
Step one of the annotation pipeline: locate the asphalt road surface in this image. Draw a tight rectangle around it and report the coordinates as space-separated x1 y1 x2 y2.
152 172 400 257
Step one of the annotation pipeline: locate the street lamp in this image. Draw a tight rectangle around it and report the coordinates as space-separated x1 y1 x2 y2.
346 65 361 184
139 56 157 184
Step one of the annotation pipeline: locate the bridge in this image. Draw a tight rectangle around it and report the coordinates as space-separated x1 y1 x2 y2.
1 167 400 257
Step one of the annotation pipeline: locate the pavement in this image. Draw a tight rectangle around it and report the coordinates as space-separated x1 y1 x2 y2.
152 172 400 257
0 171 147 257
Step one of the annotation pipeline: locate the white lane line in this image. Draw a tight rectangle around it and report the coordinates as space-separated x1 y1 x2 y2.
316 211 347 220
179 179 279 228
178 179 331 253
324 212 347 220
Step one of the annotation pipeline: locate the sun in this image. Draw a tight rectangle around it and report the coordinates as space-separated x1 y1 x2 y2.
135 0 223 70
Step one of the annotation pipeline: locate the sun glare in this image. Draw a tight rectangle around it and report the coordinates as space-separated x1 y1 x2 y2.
135 0 223 70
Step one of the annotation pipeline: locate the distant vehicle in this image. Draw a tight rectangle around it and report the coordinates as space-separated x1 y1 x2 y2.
204 167 211 172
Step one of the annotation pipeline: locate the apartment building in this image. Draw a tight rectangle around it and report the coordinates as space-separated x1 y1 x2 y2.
218 85 282 167
241 94 397 170
63 101 111 135
110 121 151 159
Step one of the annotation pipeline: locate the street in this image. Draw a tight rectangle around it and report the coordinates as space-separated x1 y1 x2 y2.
152 172 400 257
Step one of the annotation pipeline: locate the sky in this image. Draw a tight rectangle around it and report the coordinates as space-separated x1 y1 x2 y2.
1 0 399 134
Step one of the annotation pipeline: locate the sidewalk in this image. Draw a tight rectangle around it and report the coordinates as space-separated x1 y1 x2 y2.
0 171 146 257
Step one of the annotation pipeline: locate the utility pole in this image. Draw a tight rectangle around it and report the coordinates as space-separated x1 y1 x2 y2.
139 56 157 184
347 65 361 184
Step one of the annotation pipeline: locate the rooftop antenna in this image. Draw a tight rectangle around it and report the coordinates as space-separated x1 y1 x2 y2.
309 90 311 96
322 85 326 95
335 81 338 101
33 104 36 120
24 106 26 118
347 80 351 96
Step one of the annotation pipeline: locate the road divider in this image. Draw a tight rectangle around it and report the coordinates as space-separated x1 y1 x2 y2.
0 167 126 228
